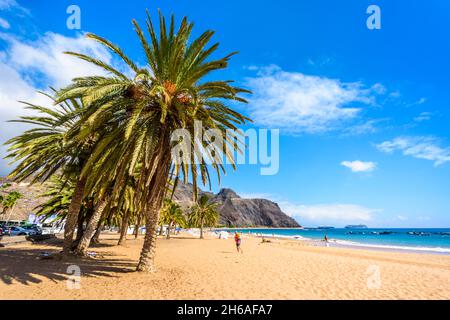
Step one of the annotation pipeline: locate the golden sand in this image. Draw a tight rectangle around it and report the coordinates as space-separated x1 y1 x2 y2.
0 233 449 300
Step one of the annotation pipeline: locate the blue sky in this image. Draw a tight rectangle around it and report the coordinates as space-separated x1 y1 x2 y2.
0 0 449 227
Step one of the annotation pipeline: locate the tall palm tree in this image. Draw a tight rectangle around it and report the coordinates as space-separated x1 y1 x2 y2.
189 195 219 239
5 92 126 254
4 93 95 254
160 199 185 239
55 10 251 271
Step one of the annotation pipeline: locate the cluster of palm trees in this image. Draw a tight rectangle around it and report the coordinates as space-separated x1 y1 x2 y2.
160 195 219 239
4 11 250 272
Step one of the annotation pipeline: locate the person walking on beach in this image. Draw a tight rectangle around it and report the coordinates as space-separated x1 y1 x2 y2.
234 232 243 254
324 235 329 247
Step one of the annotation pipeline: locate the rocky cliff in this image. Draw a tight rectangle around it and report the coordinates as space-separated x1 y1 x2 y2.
0 180 48 222
173 183 301 228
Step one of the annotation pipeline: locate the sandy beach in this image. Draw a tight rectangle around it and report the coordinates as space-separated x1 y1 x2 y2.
0 233 449 300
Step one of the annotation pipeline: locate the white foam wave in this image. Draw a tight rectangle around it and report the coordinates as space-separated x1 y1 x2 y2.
331 239 450 253
251 233 312 241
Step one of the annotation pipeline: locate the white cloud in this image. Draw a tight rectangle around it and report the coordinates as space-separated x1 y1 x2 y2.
280 202 377 226
377 136 450 166
341 160 376 173
406 97 427 107
306 56 334 67
389 91 401 98
416 97 427 105
237 191 379 227
413 112 432 122
0 62 50 175
0 32 116 89
0 0 29 14
245 65 381 134
371 83 386 95
0 18 10 29
343 118 389 136
0 0 16 9
0 31 126 174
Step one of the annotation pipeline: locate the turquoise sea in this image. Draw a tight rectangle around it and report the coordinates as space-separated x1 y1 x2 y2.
220 228 450 254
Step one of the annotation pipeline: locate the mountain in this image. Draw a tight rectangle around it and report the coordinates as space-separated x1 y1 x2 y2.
0 180 49 222
173 183 301 228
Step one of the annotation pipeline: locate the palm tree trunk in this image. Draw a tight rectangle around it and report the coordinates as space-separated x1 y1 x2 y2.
74 197 108 256
91 221 102 244
136 129 171 272
75 213 85 241
71 212 86 250
136 205 161 272
166 222 172 239
134 217 140 239
63 177 86 255
200 217 204 239
118 210 130 245
5 205 16 224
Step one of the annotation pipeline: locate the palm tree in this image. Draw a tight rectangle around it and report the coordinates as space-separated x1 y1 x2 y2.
4 93 95 254
34 177 96 247
55 11 251 271
189 195 219 239
117 176 138 245
0 183 11 190
1 191 23 223
160 199 185 239
5 92 126 255
34 177 74 222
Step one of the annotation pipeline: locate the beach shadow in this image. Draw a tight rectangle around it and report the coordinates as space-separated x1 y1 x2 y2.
0 243 137 286
165 236 202 240
88 242 118 248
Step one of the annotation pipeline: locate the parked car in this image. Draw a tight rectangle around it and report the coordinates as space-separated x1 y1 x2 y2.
22 225 42 235
8 226 31 236
0 225 10 236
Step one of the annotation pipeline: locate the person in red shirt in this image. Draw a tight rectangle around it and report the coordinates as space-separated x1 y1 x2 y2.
234 232 243 254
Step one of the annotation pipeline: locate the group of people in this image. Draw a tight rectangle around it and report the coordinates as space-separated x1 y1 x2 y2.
231 232 330 253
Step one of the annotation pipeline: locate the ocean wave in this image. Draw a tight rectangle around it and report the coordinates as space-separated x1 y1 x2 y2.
251 233 312 241
331 239 450 253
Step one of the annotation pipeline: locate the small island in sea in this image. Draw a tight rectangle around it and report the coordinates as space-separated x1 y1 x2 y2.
345 225 369 229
